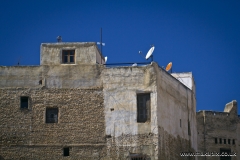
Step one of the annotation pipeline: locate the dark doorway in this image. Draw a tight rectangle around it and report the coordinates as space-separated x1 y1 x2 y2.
220 148 231 160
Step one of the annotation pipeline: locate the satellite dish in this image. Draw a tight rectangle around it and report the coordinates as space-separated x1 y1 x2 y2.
166 62 172 71
105 56 108 63
145 46 155 60
132 63 137 66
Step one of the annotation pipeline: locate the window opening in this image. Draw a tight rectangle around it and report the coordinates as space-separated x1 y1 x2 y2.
46 108 58 123
137 93 150 123
20 97 29 109
219 138 222 144
224 139 226 144
228 139 230 144
232 139 235 145
63 147 69 156
215 138 218 144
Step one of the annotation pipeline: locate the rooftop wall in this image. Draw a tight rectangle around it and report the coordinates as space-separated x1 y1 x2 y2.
40 42 104 65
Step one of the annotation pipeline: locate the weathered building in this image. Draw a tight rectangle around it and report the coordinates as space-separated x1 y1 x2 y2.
0 42 197 159
197 100 240 160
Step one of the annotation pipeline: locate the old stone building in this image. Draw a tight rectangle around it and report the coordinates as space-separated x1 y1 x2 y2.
197 100 240 160
0 42 197 159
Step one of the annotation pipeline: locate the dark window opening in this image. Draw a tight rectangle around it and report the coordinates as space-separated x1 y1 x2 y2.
232 139 235 145
228 139 230 144
137 93 150 123
39 80 42 85
46 108 58 123
62 50 75 64
20 97 29 109
219 138 222 144
130 153 147 160
63 147 69 156
215 138 218 144
224 139 226 144
220 148 231 160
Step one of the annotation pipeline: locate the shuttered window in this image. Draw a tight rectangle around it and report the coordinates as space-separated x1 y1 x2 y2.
137 93 150 123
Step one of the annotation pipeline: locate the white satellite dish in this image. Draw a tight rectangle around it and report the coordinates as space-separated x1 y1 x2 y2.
105 56 108 63
145 46 155 60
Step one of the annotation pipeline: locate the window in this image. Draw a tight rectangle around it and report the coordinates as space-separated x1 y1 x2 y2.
137 93 150 123
46 108 58 123
228 139 230 144
224 139 226 144
232 139 235 145
62 50 75 63
215 138 218 144
219 138 222 144
63 147 69 156
20 97 29 109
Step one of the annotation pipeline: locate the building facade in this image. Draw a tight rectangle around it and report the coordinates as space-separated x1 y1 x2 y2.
197 100 240 160
0 42 197 159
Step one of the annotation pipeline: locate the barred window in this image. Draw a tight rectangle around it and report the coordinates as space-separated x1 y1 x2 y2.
46 108 58 123
137 93 150 123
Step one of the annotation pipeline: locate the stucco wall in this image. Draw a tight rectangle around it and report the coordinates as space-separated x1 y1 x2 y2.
40 42 102 65
0 65 104 88
153 63 197 158
102 64 158 159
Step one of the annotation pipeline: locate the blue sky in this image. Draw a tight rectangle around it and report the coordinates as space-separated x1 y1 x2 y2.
0 0 239 114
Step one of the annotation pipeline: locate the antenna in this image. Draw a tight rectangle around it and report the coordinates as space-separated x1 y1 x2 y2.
166 62 172 73
145 45 154 61
97 28 105 54
138 51 145 59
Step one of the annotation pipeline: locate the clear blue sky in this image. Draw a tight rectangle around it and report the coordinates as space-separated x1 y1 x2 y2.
0 0 239 114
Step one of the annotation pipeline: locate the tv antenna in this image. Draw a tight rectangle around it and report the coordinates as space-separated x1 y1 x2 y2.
166 62 172 73
97 28 105 54
139 45 155 61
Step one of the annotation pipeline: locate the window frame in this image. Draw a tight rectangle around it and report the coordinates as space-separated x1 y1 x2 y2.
62 50 75 64
46 108 59 123
137 93 151 123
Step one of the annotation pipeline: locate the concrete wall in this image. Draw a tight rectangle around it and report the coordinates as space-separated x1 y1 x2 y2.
197 100 238 160
102 64 158 159
153 64 197 159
